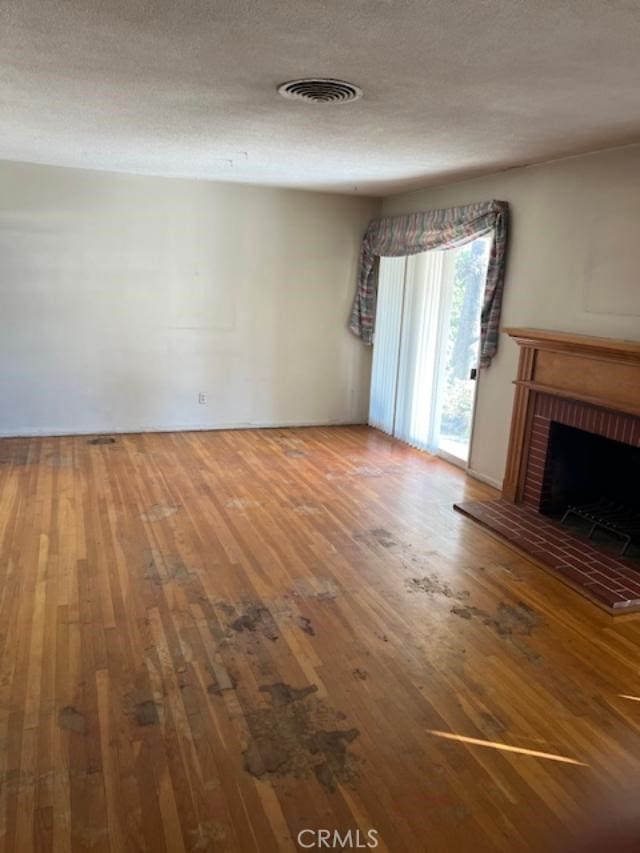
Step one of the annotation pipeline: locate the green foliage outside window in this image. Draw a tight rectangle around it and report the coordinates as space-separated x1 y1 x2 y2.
440 240 489 439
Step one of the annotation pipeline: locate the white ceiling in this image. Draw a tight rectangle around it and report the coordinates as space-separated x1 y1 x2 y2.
2 0 640 196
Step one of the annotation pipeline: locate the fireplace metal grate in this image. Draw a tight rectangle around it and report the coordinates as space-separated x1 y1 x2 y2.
561 499 640 555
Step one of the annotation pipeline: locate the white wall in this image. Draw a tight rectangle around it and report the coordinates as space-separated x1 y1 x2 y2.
382 145 640 487
0 161 377 436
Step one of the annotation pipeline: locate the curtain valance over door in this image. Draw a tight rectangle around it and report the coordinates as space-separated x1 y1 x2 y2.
349 200 509 367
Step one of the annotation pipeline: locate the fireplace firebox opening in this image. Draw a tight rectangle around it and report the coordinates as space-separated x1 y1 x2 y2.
542 422 640 557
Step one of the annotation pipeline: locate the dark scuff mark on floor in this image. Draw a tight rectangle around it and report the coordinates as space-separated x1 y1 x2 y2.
370 527 396 547
134 700 160 726
511 640 542 663
290 577 338 601
354 528 394 549
366 527 397 548
450 604 486 622
215 594 328 647
479 711 506 737
451 600 542 663
451 601 540 636
123 690 162 727
406 575 470 601
352 669 368 681
310 729 360 789
259 683 318 705
143 549 198 586
243 682 360 790
58 706 87 734
492 601 540 635
230 603 280 642
87 436 117 445
297 616 315 636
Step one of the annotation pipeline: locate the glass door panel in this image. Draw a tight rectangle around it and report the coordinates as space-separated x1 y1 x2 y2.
435 238 491 464
369 236 490 468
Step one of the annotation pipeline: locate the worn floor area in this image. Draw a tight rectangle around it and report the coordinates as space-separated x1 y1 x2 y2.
0 426 639 852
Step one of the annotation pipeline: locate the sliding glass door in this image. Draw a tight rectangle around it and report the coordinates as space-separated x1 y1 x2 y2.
368 256 406 435
369 237 490 466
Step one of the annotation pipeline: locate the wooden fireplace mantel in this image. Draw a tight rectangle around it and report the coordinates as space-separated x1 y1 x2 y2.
505 327 640 364
502 327 640 501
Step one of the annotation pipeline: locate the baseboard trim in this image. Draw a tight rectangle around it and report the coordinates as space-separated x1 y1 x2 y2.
0 418 368 440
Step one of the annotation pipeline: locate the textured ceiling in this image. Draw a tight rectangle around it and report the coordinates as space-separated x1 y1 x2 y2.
2 0 640 195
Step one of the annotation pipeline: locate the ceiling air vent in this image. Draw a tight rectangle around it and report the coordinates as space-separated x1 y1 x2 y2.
277 78 362 104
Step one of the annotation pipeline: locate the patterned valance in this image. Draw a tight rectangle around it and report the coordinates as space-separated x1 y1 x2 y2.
349 200 509 368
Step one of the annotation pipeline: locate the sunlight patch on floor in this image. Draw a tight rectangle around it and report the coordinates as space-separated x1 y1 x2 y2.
427 730 588 766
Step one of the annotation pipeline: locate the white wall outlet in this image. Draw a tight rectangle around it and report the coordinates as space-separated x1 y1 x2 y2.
198 392 208 404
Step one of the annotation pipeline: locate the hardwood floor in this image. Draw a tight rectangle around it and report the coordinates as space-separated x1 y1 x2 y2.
1 425 639 852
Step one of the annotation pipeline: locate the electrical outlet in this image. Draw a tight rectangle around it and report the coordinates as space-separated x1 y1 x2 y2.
198 392 208 405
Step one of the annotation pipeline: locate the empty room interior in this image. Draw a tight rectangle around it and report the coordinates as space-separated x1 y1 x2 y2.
2 2 640 851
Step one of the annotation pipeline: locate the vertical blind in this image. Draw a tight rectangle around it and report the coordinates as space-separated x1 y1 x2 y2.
368 256 405 435
369 250 455 452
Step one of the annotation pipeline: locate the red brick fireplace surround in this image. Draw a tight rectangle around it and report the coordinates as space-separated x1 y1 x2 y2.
455 328 640 614
521 393 640 511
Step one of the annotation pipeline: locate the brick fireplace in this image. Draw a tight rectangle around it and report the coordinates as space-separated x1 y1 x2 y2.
522 393 640 513
456 328 640 614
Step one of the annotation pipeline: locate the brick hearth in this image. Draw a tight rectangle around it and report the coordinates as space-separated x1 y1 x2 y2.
455 498 640 613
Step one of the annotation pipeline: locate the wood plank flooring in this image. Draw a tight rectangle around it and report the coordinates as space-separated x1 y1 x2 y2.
1 425 640 852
